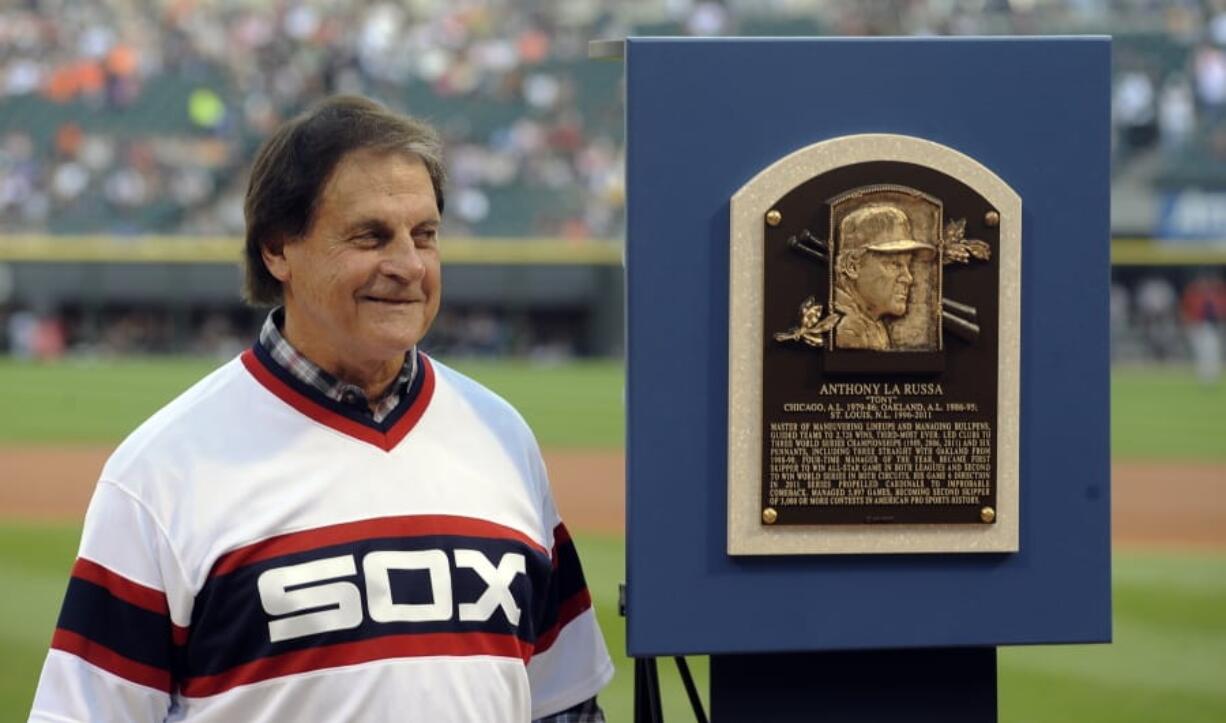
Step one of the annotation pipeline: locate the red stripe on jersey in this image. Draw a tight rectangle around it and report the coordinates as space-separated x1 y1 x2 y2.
239 350 436 452
51 628 172 693
532 588 593 656
71 558 168 616
180 631 530 698
241 349 385 448
384 354 436 449
210 514 548 578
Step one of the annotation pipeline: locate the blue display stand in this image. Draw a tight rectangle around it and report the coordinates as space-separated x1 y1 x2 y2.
710 648 995 722
622 37 1111 720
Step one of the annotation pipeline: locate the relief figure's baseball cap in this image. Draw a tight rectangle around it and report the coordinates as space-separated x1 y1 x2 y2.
839 204 937 257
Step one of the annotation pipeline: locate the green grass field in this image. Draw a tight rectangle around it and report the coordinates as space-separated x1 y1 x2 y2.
1110 366 1226 460
1 358 1223 720
0 358 1222 457
0 357 625 448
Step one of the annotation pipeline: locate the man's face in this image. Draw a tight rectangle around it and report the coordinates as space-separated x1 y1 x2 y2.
855 251 914 319
262 149 441 370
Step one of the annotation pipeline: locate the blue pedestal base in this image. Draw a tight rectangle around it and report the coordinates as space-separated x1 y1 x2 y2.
710 647 996 722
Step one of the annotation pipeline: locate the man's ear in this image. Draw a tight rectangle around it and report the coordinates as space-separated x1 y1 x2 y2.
841 256 860 281
261 238 291 283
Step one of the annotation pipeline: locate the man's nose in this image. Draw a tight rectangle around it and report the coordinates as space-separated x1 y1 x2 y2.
379 233 426 282
899 263 913 284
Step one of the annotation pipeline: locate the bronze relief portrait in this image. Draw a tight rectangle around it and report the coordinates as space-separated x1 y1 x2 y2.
774 183 990 360
830 193 940 351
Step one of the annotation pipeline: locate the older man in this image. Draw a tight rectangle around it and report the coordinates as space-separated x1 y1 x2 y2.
30 96 613 722
833 204 936 350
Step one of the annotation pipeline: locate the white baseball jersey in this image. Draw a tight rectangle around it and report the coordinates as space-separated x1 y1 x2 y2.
30 348 613 722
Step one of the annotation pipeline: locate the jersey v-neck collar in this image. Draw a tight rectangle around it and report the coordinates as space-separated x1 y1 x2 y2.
240 344 436 452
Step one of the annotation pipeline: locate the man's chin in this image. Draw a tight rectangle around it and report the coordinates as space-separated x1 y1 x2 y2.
353 304 436 350
350 321 424 355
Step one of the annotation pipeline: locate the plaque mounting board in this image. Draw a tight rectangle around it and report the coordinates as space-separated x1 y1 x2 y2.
728 134 1021 555
624 36 1110 657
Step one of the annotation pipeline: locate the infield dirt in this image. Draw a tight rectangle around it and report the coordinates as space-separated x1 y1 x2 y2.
1 446 1222 547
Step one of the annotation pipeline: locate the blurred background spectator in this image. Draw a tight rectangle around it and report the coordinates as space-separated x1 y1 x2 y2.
1181 273 1226 382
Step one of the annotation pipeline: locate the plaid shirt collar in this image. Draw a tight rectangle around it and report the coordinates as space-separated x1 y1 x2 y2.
257 308 418 424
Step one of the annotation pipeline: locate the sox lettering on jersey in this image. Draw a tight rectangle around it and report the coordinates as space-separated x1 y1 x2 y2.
167 517 570 699
46 514 593 699
258 549 527 642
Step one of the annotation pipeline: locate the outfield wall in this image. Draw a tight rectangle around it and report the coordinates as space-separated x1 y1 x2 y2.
1 235 1222 357
0 236 625 355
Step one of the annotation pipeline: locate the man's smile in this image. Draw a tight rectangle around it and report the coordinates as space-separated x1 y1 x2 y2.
360 295 420 305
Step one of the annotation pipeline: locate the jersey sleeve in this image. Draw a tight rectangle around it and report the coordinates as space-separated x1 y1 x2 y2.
526 449 614 720
29 480 190 722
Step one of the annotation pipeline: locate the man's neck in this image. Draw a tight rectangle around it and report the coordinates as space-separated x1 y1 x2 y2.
281 313 406 403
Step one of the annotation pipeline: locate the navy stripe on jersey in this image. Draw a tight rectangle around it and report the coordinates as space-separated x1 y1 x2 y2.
181 517 577 696
534 523 594 655
249 342 426 433
50 559 181 692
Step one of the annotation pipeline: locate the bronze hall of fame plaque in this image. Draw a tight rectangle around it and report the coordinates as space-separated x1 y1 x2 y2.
727 135 1020 555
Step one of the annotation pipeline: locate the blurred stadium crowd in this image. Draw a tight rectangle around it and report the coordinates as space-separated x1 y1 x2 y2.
0 0 1224 369
0 0 625 238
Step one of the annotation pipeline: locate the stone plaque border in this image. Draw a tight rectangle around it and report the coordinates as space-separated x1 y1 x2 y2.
728 133 1021 555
